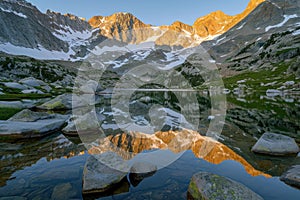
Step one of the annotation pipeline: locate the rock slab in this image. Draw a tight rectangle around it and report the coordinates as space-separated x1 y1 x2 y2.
251 132 299 155
280 165 300 188
82 155 127 194
187 172 263 200
0 109 68 139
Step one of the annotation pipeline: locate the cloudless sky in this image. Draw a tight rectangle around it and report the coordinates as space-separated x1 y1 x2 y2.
27 0 250 26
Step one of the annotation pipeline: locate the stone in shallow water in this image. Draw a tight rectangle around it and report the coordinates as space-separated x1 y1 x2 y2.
51 183 77 200
36 94 73 110
129 162 157 187
62 112 105 136
82 154 128 194
251 132 299 155
187 172 263 200
280 165 300 188
0 110 68 139
8 109 54 122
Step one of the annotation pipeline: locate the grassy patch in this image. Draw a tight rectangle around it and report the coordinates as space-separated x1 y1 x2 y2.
0 107 22 120
0 93 52 101
223 60 297 90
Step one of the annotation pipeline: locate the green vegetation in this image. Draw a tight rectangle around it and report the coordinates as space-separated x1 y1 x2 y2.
0 93 52 101
223 59 297 91
0 107 22 120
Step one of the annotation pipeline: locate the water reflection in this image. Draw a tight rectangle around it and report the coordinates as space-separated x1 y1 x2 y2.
88 129 270 177
0 89 299 199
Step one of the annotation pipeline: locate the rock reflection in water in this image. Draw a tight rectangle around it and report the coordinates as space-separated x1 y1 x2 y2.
0 133 86 187
88 129 271 178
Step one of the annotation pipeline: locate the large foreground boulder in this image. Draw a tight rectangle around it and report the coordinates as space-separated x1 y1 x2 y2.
0 109 68 139
280 165 300 188
187 172 263 200
82 154 128 194
251 132 299 155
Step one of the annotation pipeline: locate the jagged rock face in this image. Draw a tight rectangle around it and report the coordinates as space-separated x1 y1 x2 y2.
203 0 300 73
46 10 91 34
167 21 193 33
193 11 234 37
0 0 267 59
0 0 97 60
193 0 265 38
0 0 68 51
87 0 265 47
89 13 155 43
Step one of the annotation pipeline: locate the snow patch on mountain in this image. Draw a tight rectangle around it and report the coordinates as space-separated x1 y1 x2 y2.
0 6 27 18
236 22 246 30
0 42 75 60
265 14 298 32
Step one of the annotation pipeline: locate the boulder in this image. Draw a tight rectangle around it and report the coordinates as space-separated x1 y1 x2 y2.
187 172 263 200
280 165 300 188
37 93 101 110
0 100 46 109
251 132 299 155
21 89 44 94
0 110 68 139
8 109 54 122
19 77 47 87
129 162 157 187
62 112 105 136
51 183 77 200
3 82 28 90
36 94 73 110
0 101 24 109
82 154 128 194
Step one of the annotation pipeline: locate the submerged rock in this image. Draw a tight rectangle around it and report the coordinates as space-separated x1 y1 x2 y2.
187 172 263 200
280 165 300 188
0 110 68 139
129 162 157 187
82 154 128 194
251 132 299 155
51 183 77 200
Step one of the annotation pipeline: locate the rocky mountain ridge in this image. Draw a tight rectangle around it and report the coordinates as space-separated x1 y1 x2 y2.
0 0 266 60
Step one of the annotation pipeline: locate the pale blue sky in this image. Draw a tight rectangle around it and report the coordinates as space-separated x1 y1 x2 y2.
27 0 250 25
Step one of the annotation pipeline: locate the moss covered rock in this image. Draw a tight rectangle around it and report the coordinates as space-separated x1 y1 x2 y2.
187 172 263 200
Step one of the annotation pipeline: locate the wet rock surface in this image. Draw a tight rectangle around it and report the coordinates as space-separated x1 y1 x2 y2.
0 110 68 138
82 154 128 194
252 132 299 156
280 165 300 188
129 162 157 187
187 172 263 200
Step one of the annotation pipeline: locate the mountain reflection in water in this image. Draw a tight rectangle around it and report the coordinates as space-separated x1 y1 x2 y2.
88 129 271 178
